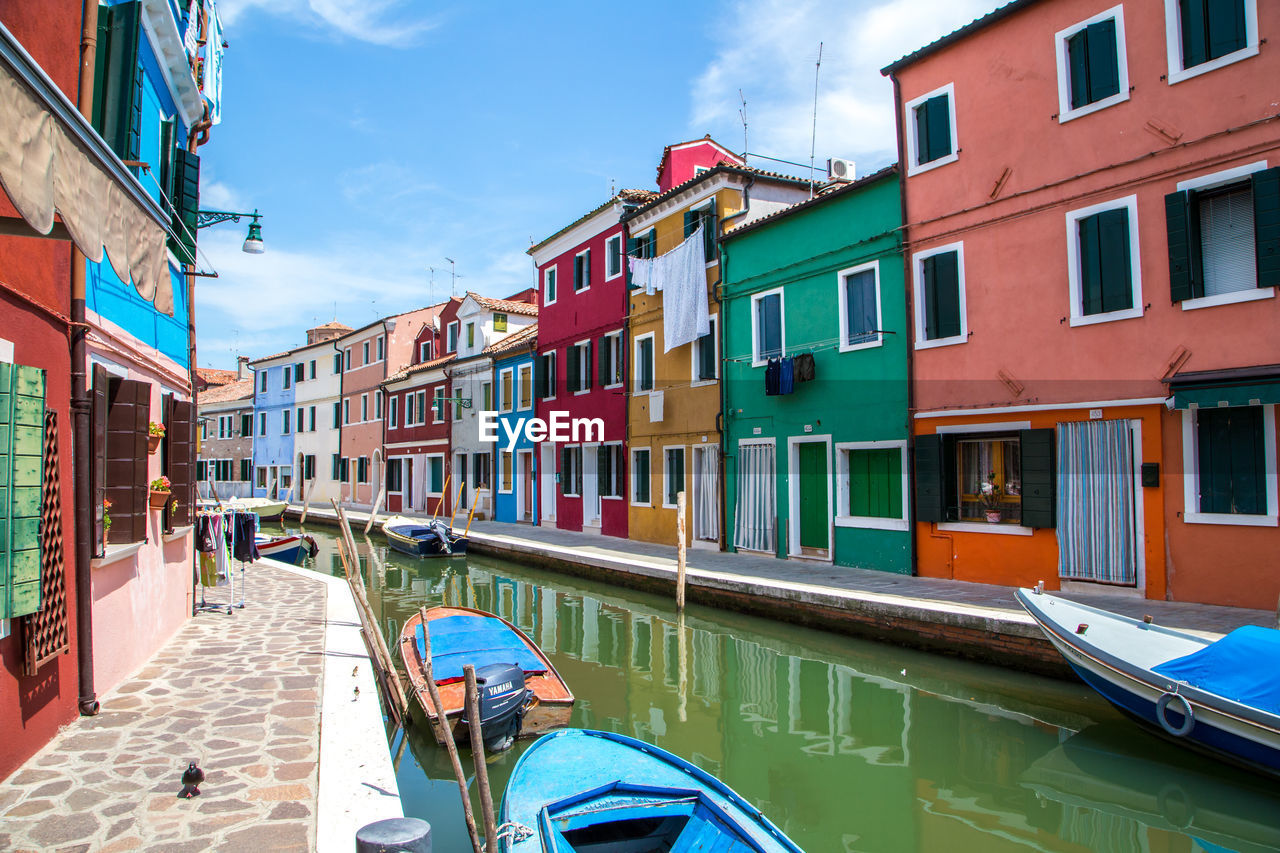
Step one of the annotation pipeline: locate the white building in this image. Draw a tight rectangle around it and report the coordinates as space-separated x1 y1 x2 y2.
287 322 350 506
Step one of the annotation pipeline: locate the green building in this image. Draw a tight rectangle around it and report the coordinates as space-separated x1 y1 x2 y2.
720 166 909 572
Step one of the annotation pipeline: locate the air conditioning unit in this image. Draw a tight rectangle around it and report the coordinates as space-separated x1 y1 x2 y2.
827 158 855 182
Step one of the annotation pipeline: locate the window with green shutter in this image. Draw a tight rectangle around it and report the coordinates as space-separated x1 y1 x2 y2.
695 318 717 381
0 363 45 619
170 148 200 265
574 249 591 292
684 200 717 262
1065 17 1121 111
1077 207 1133 316
843 447 903 520
632 449 650 504
753 292 783 362
1179 0 1248 70
920 250 962 341
913 92 953 166
91 1 141 160
664 448 685 507
1196 406 1266 514
636 337 654 392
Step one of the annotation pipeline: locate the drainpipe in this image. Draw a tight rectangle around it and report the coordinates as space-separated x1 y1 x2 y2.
889 73 918 577
332 338 344 504
185 106 213 613
71 0 100 715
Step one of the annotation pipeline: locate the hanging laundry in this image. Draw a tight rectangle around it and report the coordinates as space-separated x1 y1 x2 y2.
628 225 710 351
765 358 781 396
231 512 260 563
794 352 815 383
779 357 795 395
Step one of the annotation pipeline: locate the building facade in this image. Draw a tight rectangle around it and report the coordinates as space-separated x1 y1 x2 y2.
884 0 1280 607
288 322 350 506
197 376 253 500
721 166 910 572
249 352 296 499
490 326 540 524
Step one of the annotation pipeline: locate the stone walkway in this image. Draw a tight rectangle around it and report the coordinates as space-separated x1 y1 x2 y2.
0 565 327 852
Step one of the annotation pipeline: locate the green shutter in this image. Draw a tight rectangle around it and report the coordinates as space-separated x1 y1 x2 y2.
849 448 902 520
702 199 717 261
598 337 610 387
561 448 571 496
582 343 593 391
1067 30 1090 110
697 329 716 380
0 364 45 619
93 1 141 159
1198 406 1264 514
1086 19 1120 104
566 346 579 394
923 94 951 162
1206 0 1247 60
683 210 696 238
913 434 944 523
636 451 650 504
915 100 932 164
1252 167 1280 289
170 148 200 264
639 338 653 391
1098 208 1133 313
1019 429 1056 528
1181 0 1209 68
923 252 960 340
533 355 546 401
1166 190 1202 302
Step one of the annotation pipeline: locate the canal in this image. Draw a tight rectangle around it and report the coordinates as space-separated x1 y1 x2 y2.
286 523 1280 852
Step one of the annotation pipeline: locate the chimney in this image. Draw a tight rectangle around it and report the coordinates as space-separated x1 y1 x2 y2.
237 356 250 380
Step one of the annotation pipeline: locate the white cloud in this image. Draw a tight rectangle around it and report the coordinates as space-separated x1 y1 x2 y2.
691 0 995 171
199 179 245 211
216 0 439 47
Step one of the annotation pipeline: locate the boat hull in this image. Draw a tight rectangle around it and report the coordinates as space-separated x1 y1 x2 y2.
382 520 468 559
1017 589 1280 778
255 534 315 566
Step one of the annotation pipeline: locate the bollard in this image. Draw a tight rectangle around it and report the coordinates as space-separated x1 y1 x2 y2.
356 817 432 853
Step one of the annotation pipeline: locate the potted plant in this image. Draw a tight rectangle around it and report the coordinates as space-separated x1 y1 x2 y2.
149 475 172 509
103 498 112 544
979 474 1004 523
148 421 166 454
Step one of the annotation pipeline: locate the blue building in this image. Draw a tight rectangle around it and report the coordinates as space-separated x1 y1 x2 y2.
487 326 539 524
250 351 298 499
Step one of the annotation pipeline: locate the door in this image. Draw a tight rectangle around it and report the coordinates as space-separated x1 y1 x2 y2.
692 446 720 542
1056 419 1139 586
520 451 534 521
796 442 829 555
540 444 556 523
583 443 600 526
456 453 468 515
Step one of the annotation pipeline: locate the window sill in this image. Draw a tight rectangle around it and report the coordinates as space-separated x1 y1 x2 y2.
906 152 959 177
835 516 909 531
164 525 193 542
630 501 652 508
1058 91 1129 124
1068 306 1143 327
839 337 884 354
914 334 967 350
92 541 144 568
601 495 625 501
1168 44 1258 85
937 521 1034 536
690 379 717 388
1180 287 1274 311
1184 511 1277 527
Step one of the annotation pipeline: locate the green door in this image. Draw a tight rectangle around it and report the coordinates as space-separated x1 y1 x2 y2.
797 442 828 551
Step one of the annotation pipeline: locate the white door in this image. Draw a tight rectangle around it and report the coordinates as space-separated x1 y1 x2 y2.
455 453 468 516
692 445 720 542
582 443 600 527
540 444 556 523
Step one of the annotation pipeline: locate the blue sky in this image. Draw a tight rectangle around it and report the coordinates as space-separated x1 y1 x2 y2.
196 0 994 367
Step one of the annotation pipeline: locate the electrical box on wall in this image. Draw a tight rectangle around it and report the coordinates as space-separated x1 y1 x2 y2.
1141 463 1159 487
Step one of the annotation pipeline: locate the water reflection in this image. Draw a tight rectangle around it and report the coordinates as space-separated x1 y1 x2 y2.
282 524 1280 853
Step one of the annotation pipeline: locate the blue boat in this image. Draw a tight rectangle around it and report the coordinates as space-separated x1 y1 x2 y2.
498 729 804 852
380 515 468 558
1017 587 1280 778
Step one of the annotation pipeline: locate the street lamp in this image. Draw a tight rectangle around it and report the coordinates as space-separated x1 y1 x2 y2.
197 208 265 254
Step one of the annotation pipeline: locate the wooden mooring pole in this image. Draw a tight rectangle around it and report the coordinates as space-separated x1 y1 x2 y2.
464 665 499 848
365 483 388 535
675 490 687 613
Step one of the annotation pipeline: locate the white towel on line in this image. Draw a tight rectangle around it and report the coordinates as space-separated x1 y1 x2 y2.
628 224 710 352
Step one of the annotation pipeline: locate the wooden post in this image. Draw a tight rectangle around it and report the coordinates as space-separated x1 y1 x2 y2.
448 482 466 528
463 497 479 537
432 473 452 522
421 608 483 853
464 665 499 848
365 484 388 535
300 479 314 524
676 490 687 613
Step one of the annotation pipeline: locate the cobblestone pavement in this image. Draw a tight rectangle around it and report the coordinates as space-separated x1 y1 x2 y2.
0 565 326 852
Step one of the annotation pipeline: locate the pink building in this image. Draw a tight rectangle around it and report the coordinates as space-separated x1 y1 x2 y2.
885 0 1280 607
528 189 655 537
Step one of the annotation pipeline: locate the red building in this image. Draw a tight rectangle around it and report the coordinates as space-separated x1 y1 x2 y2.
529 189 655 537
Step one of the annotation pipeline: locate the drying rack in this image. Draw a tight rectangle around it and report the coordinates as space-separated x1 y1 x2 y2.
196 508 259 615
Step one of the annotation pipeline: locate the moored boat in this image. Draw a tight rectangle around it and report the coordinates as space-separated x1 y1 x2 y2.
381 515 468 558
399 606 573 751
224 496 288 520
1016 587 1280 778
254 533 317 566
498 728 805 852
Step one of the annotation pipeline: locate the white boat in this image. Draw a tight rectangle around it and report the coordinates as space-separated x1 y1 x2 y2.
222 496 287 520
1016 587 1280 778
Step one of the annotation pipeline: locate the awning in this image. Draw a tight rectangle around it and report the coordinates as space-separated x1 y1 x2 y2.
0 21 174 315
1168 364 1280 409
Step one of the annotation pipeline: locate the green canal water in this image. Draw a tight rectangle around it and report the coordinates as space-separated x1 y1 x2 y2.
283 523 1280 852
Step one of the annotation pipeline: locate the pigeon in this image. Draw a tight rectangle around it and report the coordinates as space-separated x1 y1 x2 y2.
179 761 204 798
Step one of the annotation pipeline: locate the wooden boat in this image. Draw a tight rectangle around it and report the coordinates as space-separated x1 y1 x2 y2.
1016 587 1280 777
498 728 805 853
224 497 288 520
381 515 468 558
399 606 573 749
254 533 317 566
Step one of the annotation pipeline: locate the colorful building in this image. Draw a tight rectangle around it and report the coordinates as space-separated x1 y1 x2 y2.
529 189 653 537
249 351 295 499
621 139 812 548
489 325 540 524
196 372 253 500
288 322 350 506
883 0 1280 607
721 166 909 571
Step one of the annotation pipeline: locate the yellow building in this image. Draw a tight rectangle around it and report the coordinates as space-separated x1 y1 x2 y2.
623 140 812 547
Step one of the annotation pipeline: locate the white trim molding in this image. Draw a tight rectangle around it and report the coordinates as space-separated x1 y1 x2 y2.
834 440 909 531
1164 0 1259 85
836 261 884 353
750 287 786 367
904 82 959 177
912 241 968 350
1181 404 1278 526
1065 194 1143 327
1055 5 1130 124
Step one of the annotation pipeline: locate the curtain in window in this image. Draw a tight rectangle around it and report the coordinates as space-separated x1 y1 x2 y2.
1055 419 1136 584
695 446 720 541
1200 185 1256 296
734 443 775 553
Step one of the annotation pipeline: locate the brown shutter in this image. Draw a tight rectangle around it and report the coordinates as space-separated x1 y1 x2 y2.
23 409 69 675
91 366 108 554
165 396 194 526
106 377 150 544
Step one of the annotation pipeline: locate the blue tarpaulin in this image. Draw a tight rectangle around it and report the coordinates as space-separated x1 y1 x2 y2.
415 615 546 684
1152 626 1280 715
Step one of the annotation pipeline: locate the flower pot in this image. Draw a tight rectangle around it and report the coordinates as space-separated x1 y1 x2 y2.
984 510 1002 524
149 489 171 509
148 434 162 454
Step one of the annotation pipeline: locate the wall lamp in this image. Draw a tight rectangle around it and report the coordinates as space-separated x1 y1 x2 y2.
197 208 265 254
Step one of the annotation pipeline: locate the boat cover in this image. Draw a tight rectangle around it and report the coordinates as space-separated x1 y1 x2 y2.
416 615 546 684
1152 626 1280 715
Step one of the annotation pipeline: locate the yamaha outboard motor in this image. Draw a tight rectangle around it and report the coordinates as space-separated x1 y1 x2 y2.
429 518 453 555
474 662 532 753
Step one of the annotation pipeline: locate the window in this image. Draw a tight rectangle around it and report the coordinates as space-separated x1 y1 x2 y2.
240 458 250 481
599 332 624 388
454 384 463 421
1168 163 1277 309
361 394 368 422
309 360 316 380
473 453 491 489
357 456 369 484
256 467 267 488
1066 196 1142 326
447 321 459 353
344 348 352 371
343 399 350 425
500 451 514 493
634 333 654 393
362 341 370 366
332 454 342 481
629 228 657 260
685 201 717 262
333 353 342 374
599 444 625 498
913 428 1055 530
836 442 908 530
309 406 316 432
197 459 207 480
538 351 557 401
751 289 784 366
433 387 446 423
481 381 492 412
958 436 1020 523
494 313 508 333
406 392 416 425
1184 404 1275 524
631 448 651 505
693 317 717 382
389 396 398 429
294 363 304 383
259 412 267 435
376 336 384 362
606 234 623 279
663 447 686 508
282 409 291 434
415 390 427 425
259 371 268 392
303 455 316 481
568 341 592 395
241 413 251 437
333 402 341 429
282 368 291 390
386 458 403 492
544 266 558 305
500 368 514 412
561 446 583 497
574 249 591 292
1164 0 1257 84
296 407 304 432
839 264 883 351
913 243 968 348
518 363 533 410
1057 8 1128 123
905 83 957 175
466 322 475 349
419 340 433 363
427 455 444 493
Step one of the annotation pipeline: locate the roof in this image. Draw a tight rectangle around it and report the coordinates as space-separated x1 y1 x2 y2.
881 0 1041 75
311 320 352 332
528 189 658 255
195 367 237 387
384 353 457 386
337 302 449 341
196 378 253 406
483 323 538 358
248 348 297 366
721 164 899 242
655 136 744 183
465 292 539 317
622 163 815 222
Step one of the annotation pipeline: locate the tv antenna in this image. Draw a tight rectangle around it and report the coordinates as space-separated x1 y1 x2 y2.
739 89 748 158
443 257 464 297
810 41 823 198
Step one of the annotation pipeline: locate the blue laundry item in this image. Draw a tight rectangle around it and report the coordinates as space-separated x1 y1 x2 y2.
779 357 794 394
1152 626 1280 714
415 615 546 684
